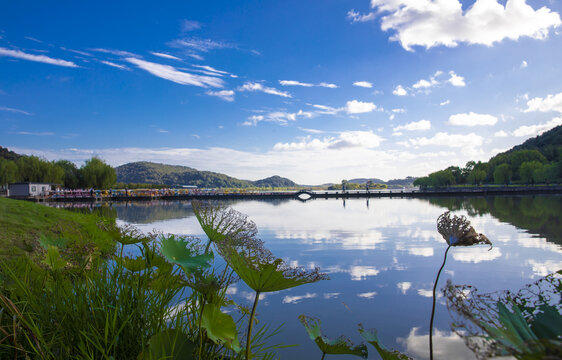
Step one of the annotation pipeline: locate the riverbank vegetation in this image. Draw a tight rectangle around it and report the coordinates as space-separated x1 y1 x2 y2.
414 125 562 188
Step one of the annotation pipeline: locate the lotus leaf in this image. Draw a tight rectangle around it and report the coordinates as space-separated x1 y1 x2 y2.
201 303 241 353
137 329 196 360
299 315 368 358
358 324 411 360
160 235 213 273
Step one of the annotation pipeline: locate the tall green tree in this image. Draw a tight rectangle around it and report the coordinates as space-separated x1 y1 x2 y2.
55 160 82 188
493 163 512 185
80 157 116 189
467 169 486 186
0 158 19 186
520 161 543 184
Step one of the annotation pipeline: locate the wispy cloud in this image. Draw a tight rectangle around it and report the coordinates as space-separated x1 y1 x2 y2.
347 9 376 23
100 60 130 70
0 106 32 115
168 38 233 53
206 90 235 102
11 131 54 136
243 110 312 126
239 82 292 98
279 80 338 88
353 81 373 88
180 19 202 32
150 52 182 61
0 47 78 67
126 57 223 88
274 130 384 151
24 36 43 43
90 48 138 57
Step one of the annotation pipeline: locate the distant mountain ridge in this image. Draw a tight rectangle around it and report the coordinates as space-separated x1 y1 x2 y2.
348 176 418 187
116 161 297 188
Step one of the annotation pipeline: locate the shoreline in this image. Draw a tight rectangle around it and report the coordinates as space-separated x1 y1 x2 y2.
9 185 562 202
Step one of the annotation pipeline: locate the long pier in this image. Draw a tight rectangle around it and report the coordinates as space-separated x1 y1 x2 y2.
18 185 562 202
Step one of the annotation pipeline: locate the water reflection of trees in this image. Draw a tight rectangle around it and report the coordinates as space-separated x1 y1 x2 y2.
113 198 293 224
426 195 562 245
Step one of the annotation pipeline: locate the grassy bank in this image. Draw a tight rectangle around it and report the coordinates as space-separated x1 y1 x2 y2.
0 197 116 257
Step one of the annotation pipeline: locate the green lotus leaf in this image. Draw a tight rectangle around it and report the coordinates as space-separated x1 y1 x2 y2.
201 303 241 353
192 201 258 246
137 329 196 360
222 246 327 293
42 245 67 271
299 315 368 358
358 324 411 360
160 235 213 273
116 225 148 245
116 256 150 272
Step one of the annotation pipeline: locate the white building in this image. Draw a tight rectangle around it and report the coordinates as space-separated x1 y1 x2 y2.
8 182 53 197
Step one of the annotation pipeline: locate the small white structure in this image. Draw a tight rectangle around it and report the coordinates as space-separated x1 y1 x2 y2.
8 182 53 197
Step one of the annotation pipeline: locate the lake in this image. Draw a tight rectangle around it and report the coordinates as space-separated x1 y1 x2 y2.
55 195 562 359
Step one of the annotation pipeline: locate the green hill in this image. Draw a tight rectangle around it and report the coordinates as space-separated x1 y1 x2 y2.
497 125 562 161
0 146 22 161
116 161 298 188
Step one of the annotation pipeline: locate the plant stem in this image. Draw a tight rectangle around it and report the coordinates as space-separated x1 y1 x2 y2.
246 291 260 360
198 300 206 360
321 352 326 360
430 244 451 360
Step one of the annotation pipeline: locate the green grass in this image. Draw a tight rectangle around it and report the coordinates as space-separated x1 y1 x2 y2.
0 197 116 257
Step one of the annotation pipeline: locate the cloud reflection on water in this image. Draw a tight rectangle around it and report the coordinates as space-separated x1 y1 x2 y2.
397 327 476 360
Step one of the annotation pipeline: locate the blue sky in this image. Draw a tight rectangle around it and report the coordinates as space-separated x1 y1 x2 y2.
1 0 561 184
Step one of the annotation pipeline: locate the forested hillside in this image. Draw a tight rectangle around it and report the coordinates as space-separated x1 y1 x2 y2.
116 162 298 188
414 125 562 188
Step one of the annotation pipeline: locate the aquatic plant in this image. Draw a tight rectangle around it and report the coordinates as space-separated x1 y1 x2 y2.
299 315 367 360
358 324 411 360
444 270 562 359
192 201 328 359
429 211 491 360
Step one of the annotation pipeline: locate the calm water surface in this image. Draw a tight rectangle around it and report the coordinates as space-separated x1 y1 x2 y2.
62 195 562 359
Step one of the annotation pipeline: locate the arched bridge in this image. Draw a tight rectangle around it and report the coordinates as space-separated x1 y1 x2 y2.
294 190 315 201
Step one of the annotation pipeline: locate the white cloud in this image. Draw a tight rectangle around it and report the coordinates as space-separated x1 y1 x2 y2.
494 130 508 137
448 112 498 126
180 19 201 32
150 52 182 61
239 82 292 98
0 106 32 115
192 64 230 76
282 292 317 304
353 81 373 88
447 71 465 87
452 247 501 263
11 131 54 136
243 110 312 126
357 291 377 299
512 117 562 137
345 100 377 114
273 130 384 151
402 132 484 149
397 281 412 294
100 60 130 70
168 38 233 52
417 289 433 297
279 80 337 88
412 79 433 89
368 0 562 51
393 120 431 132
393 85 407 96
392 108 406 113
440 100 450 106
206 90 235 102
524 92 562 113
91 48 138 57
520 60 528 69
347 9 377 23
398 327 476 360
126 57 223 88
0 47 78 67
